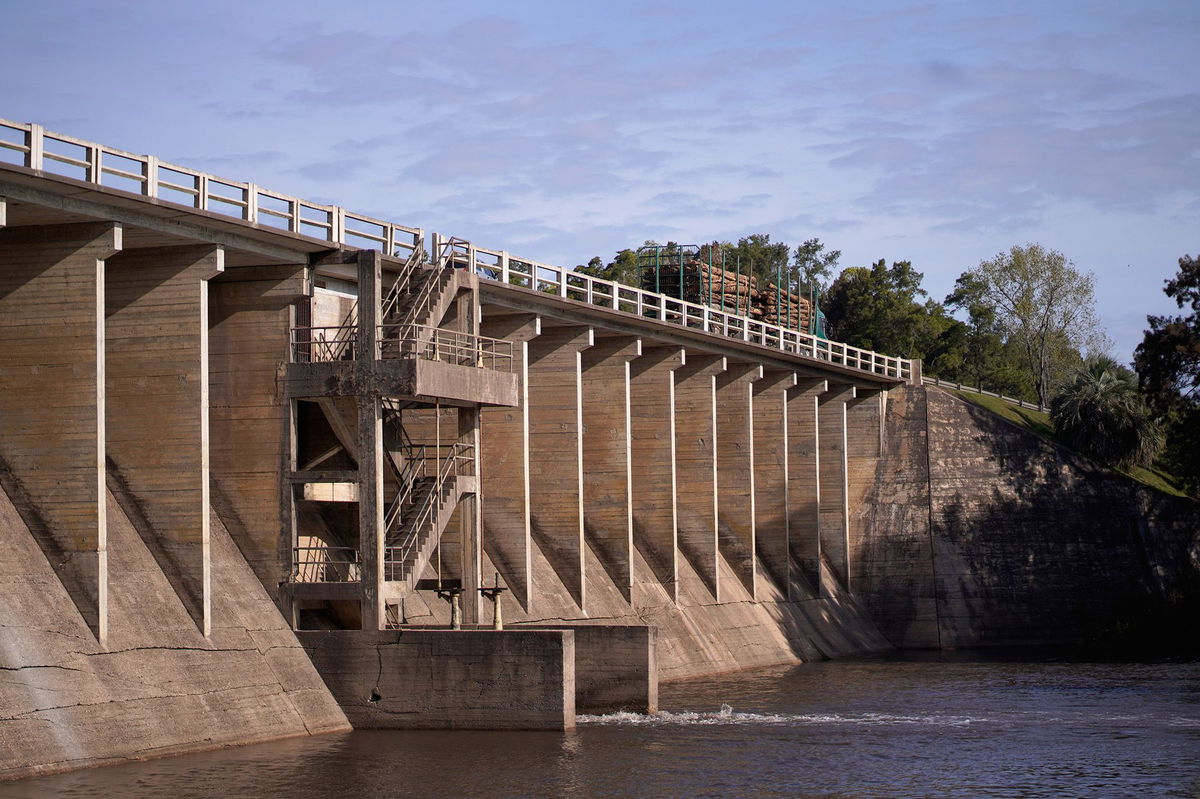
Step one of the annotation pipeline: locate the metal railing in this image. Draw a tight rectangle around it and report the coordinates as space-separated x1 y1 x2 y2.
291 323 513 372
293 546 361 583
383 444 430 535
379 324 514 372
384 441 473 582
1 117 912 382
380 240 428 321
922 376 1047 412
291 325 356 362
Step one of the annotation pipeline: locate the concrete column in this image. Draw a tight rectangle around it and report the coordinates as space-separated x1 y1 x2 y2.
209 264 309 599
818 383 856 593
458 407 482 624
629 346 684 606
526 325 593 610
104 244 224 636
752 369 797 597
357 250 385 630
0 222 121 644
785 378 826 599
580 336 641 603
480 313 539 611
715 362 762 598
673 354 726 600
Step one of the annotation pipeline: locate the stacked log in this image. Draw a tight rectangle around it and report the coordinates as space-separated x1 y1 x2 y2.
760 284 813 331
640 258 815 331
686 260 761 316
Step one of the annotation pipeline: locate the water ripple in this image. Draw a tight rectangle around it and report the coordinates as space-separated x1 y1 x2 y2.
578 703 985 727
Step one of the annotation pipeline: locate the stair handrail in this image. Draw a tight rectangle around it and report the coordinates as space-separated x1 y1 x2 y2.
383 444 427 535
395 263 446 329
385 441 472 578
322 236 425 361
380 238 427 322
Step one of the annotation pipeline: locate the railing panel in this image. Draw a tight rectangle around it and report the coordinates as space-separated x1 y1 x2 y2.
1 117 911 381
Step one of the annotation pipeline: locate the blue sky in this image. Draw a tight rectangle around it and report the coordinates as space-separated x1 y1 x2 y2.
2 0 1196 360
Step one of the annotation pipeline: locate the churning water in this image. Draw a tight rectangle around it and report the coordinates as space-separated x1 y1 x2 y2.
4 652 1198 798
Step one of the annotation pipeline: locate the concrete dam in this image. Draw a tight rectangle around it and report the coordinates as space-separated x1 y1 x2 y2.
1 119 1196 780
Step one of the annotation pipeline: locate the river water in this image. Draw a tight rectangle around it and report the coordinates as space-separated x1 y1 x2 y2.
4 652 1198 799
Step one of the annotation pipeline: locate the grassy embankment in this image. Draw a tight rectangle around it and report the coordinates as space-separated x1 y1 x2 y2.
946 389 1190 499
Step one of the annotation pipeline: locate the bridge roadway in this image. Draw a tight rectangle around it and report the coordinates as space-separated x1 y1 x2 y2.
0 118 909 652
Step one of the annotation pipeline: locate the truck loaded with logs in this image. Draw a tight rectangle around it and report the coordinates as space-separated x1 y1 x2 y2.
636 243 826 337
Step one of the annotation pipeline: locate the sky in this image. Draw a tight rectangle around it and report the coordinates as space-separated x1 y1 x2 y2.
1 0 1196 361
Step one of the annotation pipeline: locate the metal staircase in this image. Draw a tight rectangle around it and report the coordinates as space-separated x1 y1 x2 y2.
382 441 472 591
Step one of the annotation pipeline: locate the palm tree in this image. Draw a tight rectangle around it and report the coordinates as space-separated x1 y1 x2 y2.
1050 356 1163 470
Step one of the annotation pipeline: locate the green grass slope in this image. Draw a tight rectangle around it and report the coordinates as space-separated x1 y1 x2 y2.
946 389 1191 499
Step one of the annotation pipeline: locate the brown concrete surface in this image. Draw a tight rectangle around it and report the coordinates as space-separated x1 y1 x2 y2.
298 629 574 730
0 485 349 781
855 385 1200 648
0 222 120 643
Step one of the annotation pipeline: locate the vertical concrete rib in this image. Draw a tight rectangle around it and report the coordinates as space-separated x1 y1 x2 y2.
785 378 826 599
818 383 855 593
580 336 641 604
752 370 797 598
672 354 726 601
104 244 224 636
458 407 482 623
208 263 309 599
715 362 762 598
356 250 385 630
629 346 684 606
526 325 593 611
480 313 539 611
0 222 121 644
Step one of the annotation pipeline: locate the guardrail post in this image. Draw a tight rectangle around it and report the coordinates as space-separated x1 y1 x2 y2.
144 156 158 198
26 123 43 169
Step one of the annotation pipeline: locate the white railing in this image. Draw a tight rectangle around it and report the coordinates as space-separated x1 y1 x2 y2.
922 376 1047 412
0 118 421 260
445 241 911 380
1 117 912 382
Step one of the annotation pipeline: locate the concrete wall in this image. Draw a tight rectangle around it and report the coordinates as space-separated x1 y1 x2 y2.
105 244 222 635
0 222 119 643
298 629 574 730
855 385 1200 648
209 266 306 596
0 485 349 781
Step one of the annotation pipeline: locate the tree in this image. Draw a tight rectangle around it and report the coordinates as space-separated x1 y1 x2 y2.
952 244 1102 406
577 249 640 287
1134 254 1200 494
792 238 841 295
1050 356 1162 470
821 259 950 358
727 233 790 287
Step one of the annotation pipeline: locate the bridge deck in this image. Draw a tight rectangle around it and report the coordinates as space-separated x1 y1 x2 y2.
0 117 911 386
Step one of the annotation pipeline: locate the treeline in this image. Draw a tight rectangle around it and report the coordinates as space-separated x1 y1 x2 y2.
579 234 841 299
579 236 1200 495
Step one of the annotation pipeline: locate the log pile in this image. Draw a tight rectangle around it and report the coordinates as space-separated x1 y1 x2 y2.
641 258 813 331
760 284 813 331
